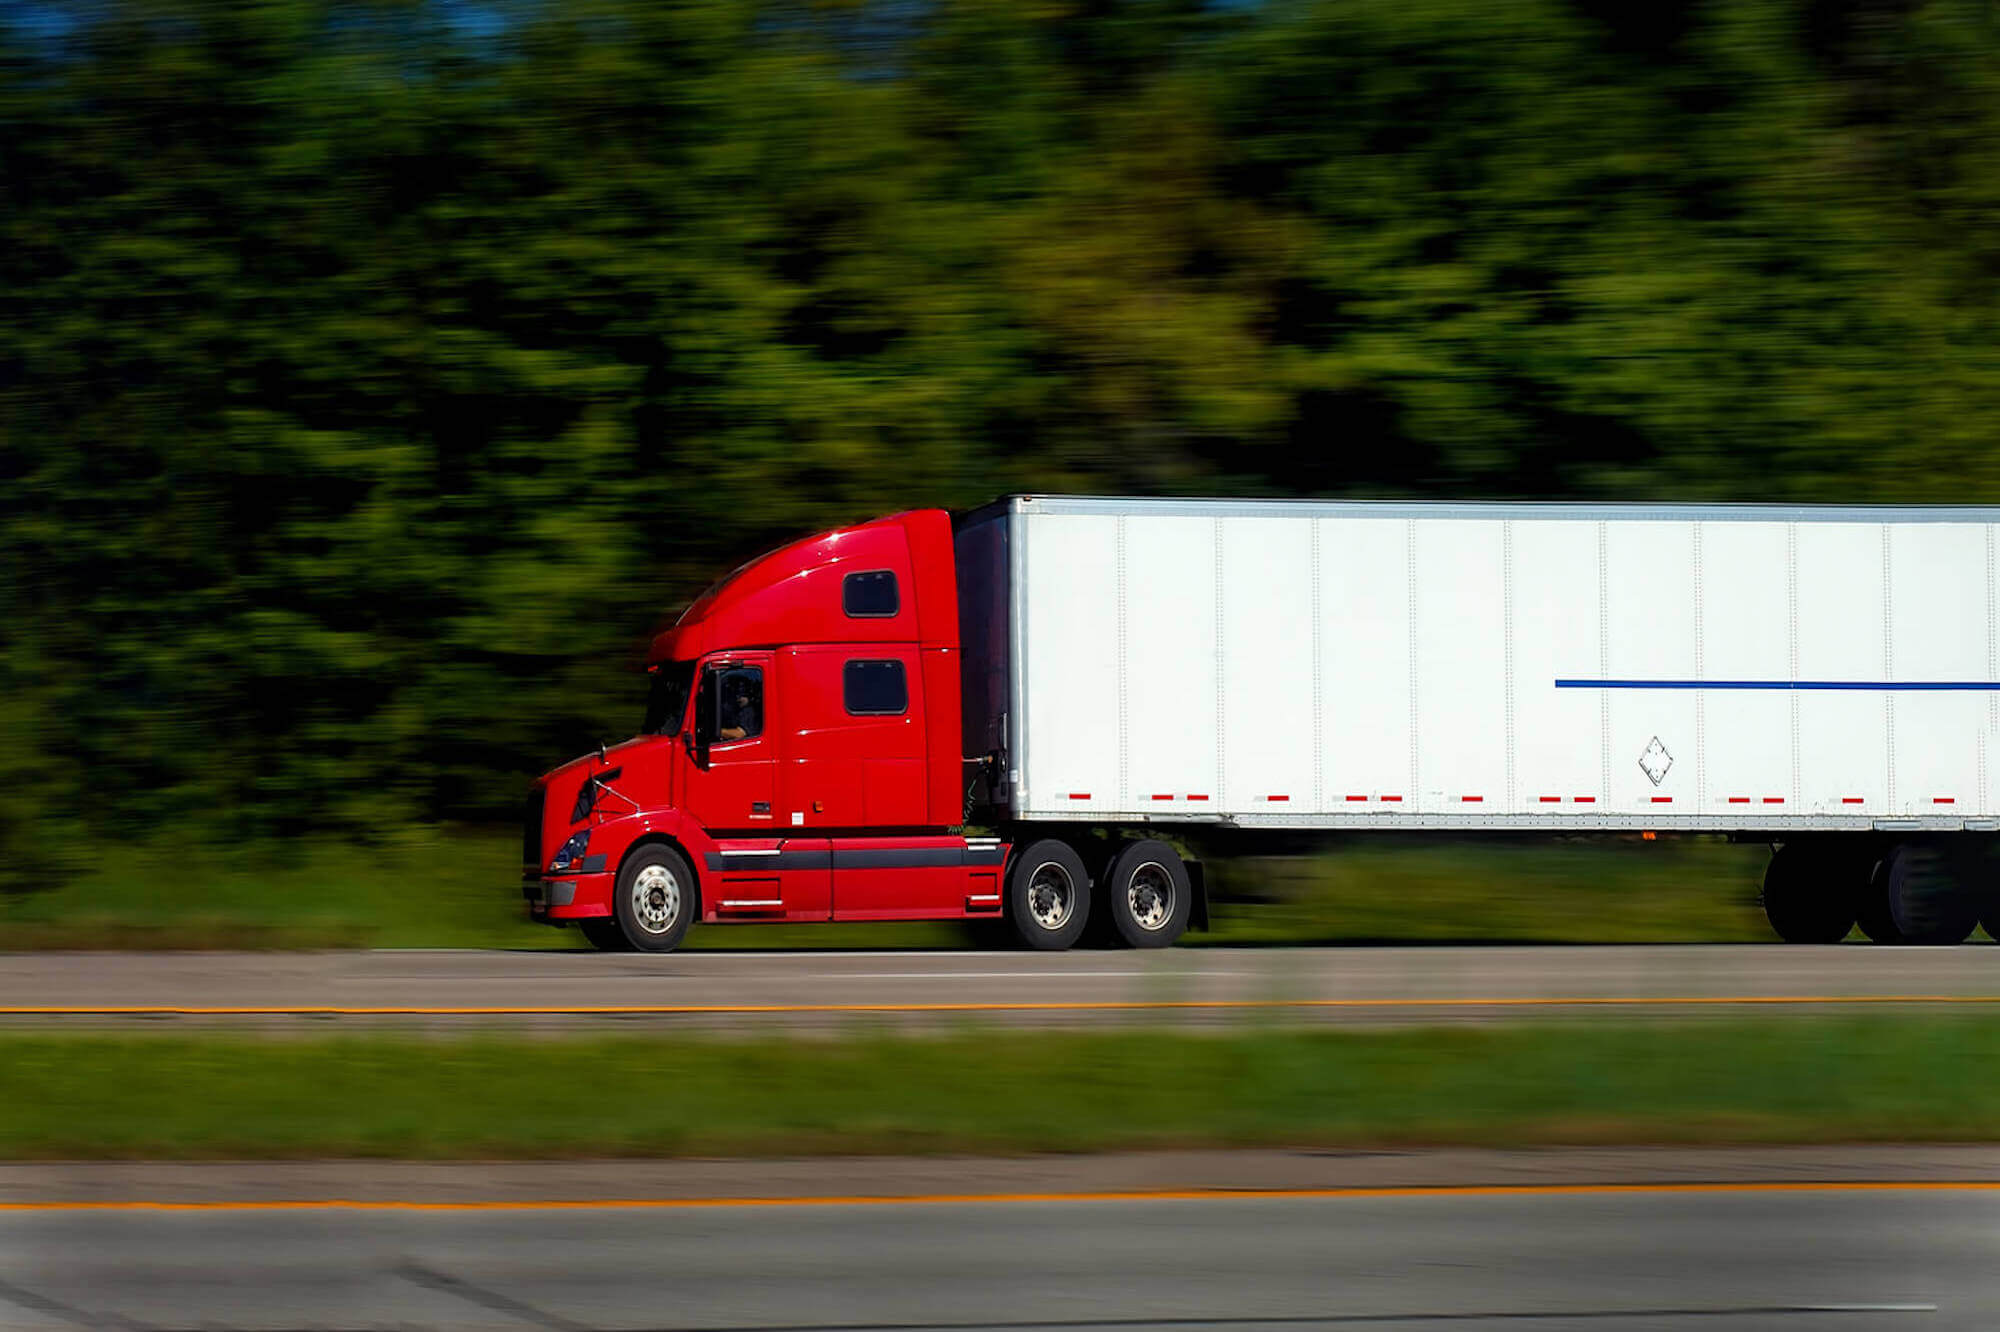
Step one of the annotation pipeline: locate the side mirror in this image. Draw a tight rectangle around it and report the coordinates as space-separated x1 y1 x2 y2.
683 729 708 770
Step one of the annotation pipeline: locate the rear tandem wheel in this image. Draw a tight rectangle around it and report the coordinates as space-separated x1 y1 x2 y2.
1007 838 1092 950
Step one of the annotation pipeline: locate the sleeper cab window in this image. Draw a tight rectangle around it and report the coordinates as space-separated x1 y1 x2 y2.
843 659 908 716
842 569 899 618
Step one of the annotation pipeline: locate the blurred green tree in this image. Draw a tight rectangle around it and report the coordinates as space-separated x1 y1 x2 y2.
4 0 1999 877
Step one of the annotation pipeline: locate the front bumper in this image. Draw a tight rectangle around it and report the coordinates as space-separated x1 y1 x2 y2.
522 871 615 920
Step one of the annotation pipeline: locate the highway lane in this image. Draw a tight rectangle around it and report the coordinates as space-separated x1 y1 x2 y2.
2 1183 1994 1329
0 945 1997 1027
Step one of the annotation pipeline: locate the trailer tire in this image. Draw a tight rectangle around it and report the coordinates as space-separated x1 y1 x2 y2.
1007 839 1091 951
613 844 697 953
579 918 632 952
1760 843 1856 944
1854 853 1903 944
1883 842 1979 946
1104 840 1192 948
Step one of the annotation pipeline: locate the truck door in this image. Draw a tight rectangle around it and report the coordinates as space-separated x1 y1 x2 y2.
685 655 777 833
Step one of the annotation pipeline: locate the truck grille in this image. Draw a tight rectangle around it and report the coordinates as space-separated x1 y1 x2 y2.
523 788 546 872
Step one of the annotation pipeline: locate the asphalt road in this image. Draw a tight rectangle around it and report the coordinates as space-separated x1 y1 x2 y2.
3 945 1998 1028
3 1184 1993 1330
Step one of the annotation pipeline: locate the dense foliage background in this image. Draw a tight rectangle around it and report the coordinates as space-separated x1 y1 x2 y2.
7 0 2000 881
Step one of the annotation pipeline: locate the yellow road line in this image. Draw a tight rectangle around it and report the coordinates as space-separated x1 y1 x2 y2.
3 995 2000 1016
5 1181 2000 1212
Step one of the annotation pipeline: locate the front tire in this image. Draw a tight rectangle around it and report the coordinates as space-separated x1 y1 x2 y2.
1103 839 1192 948
613 844 697 953
1007 839 1091 950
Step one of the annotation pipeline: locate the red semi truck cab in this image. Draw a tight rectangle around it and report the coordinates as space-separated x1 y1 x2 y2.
521 508 1140 951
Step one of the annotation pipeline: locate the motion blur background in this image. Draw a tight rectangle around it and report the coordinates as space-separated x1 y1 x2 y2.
6 0 2000 927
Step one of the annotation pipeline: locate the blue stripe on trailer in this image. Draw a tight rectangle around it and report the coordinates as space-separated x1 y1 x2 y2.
1555 679 2000 691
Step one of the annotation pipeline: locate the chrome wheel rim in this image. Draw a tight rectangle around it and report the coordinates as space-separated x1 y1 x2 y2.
1026 862 1074 931
631 863 682 935
1127 862 1173 931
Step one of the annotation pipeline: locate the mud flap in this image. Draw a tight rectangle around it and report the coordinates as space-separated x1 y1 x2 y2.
1187 858 1210 931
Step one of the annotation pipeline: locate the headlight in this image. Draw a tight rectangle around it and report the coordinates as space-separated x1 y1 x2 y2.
549 830 591 872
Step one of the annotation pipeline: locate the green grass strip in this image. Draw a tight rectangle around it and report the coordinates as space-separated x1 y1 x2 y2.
5 1018 1997 1159
0 832 1789 949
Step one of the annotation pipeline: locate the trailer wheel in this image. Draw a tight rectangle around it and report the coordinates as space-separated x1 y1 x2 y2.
579 918 632 952
1854 853 1903 944
1007 839 1091 951
612 844 696 953
1104 840 1192 948
1883 842 1979 946
1760 843 1856 944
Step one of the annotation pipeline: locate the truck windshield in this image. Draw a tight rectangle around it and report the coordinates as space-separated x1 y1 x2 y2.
643 662 696 735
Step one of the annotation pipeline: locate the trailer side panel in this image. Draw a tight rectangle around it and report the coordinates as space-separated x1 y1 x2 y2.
999 496 2000 832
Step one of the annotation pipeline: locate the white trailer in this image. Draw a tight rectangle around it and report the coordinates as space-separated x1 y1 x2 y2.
954 496 2000 945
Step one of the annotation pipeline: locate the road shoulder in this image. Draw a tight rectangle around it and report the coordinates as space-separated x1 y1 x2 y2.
7 1144 2000 1205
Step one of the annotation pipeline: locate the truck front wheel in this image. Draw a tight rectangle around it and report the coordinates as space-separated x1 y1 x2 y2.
1104 839 1192 948
612 844 697 953
1007 839 1091 950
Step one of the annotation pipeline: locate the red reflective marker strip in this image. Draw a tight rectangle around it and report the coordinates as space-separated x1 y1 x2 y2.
1067 793 1091 801
1842 797 1865 804
1150 794 1174 801
1935 797 1956 805
1573 796 1596 804
1266 795 1290 803
1345 795 1369 803
1763 797 1785 804
1381 795 1403 803
1651 796 1673 804
1461 796 1484 803
1186 794 1210 802
1539 796 1561 804
1728 797 1750 804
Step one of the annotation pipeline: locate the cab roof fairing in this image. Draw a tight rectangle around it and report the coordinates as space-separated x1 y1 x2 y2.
645 510 959 664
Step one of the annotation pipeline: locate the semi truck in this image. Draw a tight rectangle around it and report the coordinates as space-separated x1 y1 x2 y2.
524 495 2000 951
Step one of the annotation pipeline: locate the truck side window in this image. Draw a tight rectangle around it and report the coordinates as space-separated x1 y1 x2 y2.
843 659 907 715
718 666 763 742
700 665 763 744
842 570 899 618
